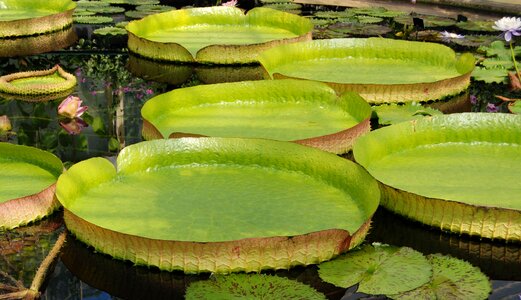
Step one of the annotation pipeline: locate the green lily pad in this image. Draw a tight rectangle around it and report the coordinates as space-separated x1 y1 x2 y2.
479 40 521 60
348 7 387 16
313 10 354 19
77 0 111 8
101 0 159 4
262 3 302 11
124 10 153 19
356 15 384 24
450 35 499 49
141 79 372 154
126 6 313 64
392 254 491 300
373 103 443 126
456 21 498 33
73 15 114 24
258 38 475 103
0 65 77 101
394 15 456 28
73 10 97 16
508 100 521 114
135 4 175 12
471 67 508 83
318 243 432 295
86 6 126 14
56 138 380 273
0 0 76 38
93 26 127 36
353 113 521 241
328 23 391 36
186 274 326 299
0 143 63 230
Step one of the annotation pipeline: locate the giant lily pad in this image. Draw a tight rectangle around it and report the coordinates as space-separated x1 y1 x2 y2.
56 138 380 273
141 80 372 154
0 143 63 230
0 0 76 38
353 113 521 242
125 6 313 64
185 274 326 299
258 38 475 104
0 65 77 102
0 27 77 58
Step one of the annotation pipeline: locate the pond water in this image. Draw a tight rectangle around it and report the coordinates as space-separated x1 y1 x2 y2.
1 0 521 299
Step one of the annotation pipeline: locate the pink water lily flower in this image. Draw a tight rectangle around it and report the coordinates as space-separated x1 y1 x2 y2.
58 96 88 119
60 118 88 135
0 115 11 132
222 0 237 6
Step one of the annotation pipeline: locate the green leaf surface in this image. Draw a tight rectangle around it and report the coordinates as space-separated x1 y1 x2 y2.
126 6 312 57
259 38 473 85
318 243 432 295
0 0 75 21
509 100 521 114
0 143 62 203
392 254 491 300
57 138 379 242
185 274 326 300
141 79 371 141
353 113 521 209
373 103 442 126
471 67 508 83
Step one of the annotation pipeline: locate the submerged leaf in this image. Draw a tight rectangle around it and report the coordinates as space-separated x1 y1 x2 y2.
391 254 491 300
318 243 432 295
373 103 442 126
185 274 326 300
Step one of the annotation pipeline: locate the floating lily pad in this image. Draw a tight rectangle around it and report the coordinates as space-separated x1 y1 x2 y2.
0 0 76 38
56 138 380 273
318 243 431 295
262 3 301 14
392 254 491 299
124 10 153 19
456 21 498 33
0 143 63 230
472 67 508 83
73 15 114 24
101 0 159 4
509 101 521 114
93 26 127 36
328 23 391 36
450 35 499 49
125 6 313 64
353 113 521 241
0 65 77 102
0 28 77 58
135 4 175 12
77 0 111 8
313 10 354 19
185 274 326 299
141 79 372 154
86 6 126 14
258 38 475 103
373 103 442 126
73 10 97 16
394 15 456 28
356 15 384 24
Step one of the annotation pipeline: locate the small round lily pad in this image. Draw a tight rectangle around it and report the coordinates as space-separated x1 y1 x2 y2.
73 15 114 24
318 243 432 295
373 103 442 126
392 254 491 300
93 26 127 36
185 274 326 300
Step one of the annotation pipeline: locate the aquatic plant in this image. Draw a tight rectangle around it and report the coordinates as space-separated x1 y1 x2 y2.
185 274 326 299
57 96 88 119
493 17 521 82
0 115 11 132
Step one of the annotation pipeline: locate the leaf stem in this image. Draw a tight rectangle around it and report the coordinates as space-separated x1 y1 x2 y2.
510 41 521 82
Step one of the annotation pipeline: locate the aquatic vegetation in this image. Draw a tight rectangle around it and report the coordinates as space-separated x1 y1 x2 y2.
57 96 88 119
0 143 63 230
141 79 372 153
373 102 442 126
93 26 127 36
259 38 475 103
56 138 379 273
493 17 521 42
125 6 313 64
73 15 114 24
319 243 432 295
0 0 76 38
0 115 12 132
185 274 326 299
0 65 77 102
353 113 521 241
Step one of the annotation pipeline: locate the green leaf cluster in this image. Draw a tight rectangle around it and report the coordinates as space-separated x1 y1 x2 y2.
318 243 491 299
472 41 521 83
